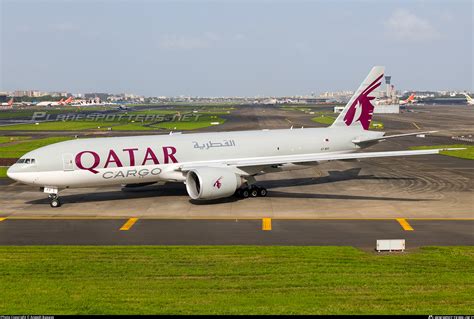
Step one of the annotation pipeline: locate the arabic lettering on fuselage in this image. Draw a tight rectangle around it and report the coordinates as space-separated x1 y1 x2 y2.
192 139 236 150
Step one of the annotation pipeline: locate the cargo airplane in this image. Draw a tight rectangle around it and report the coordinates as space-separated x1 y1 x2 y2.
7 66 461 207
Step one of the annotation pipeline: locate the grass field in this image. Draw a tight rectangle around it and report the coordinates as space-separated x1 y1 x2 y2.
127 109 186 115
311 114 336 125
0 246 472 315
0 136 30 144
0 136 73 158
128 108 233 115
0 110 50 119
311 114 384 129
0 112 227 131
0 121 116 131
0 166 7 178
410 144 474 160
0 108 106 119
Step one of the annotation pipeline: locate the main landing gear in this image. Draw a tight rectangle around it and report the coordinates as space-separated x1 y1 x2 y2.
49 194 61 208
235 185 267 199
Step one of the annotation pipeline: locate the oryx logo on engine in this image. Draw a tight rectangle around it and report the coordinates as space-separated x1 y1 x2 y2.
213 177 223 189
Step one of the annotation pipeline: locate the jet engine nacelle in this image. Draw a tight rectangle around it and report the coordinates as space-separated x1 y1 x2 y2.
185 167 243 200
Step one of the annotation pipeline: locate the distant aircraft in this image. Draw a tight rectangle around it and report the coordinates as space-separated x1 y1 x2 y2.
60 97 74 106
7 66 462 207
37 99 63 107
70 98 117 107
461 93 474 105
36 97 74 107
115 104 130 110
399 93 416 105
0 98 13 108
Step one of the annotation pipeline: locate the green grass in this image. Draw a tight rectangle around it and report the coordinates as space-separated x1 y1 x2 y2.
311 114 336 125
0 111 228 131
0 246 472 314
150 115 226 130
0 110 44 119
0 136 30 144
128 108 233 116
108 123 156 131
112 115 226 131
0 121 117 131
0 108 106 119
0 136 73 158
127 110 186 116
0 166 7 178
410 144 474 160
311 115 384 129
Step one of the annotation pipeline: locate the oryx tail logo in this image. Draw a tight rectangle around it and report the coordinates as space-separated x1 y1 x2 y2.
344 73 383 130
213 177 223 189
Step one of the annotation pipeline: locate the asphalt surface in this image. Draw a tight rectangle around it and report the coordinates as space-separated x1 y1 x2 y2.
0 218 472 247
0 103 472 246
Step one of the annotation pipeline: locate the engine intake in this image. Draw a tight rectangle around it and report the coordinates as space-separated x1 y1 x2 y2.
185 167 243 200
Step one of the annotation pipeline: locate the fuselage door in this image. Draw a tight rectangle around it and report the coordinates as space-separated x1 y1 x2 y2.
62 153 74 171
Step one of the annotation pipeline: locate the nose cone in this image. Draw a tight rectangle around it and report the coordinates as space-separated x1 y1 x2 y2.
7 165 15 179
6 165 19 181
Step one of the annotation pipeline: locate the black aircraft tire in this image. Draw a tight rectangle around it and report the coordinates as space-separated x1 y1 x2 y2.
50 198 61 208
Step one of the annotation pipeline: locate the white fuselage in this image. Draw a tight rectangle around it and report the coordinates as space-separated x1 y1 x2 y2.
7 127 380 189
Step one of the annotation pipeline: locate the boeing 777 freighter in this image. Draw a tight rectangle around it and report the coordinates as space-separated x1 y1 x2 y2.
7 66 461 207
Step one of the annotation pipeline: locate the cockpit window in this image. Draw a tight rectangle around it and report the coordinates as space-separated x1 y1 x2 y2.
16 158 35 164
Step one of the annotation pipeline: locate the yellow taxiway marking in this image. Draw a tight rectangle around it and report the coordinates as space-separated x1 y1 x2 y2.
2 216 474 221
120 218 138 231
262 218 272 231
412 122 421 130
396 218 414 231
0 218 6 222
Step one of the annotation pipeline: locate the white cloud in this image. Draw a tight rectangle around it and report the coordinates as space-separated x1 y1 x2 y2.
48 23 79 33
17 25 32 33
234 33 246 41
385 9 440 42
159 32 220 50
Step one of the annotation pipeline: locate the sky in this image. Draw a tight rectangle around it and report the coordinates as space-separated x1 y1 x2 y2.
1 0 473 96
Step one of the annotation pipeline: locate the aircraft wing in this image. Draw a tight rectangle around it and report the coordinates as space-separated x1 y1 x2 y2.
352 131 437 147
178 148 463 171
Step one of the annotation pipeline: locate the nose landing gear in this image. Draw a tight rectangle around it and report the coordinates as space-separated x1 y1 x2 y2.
49 194 61 208
42 187 61 208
